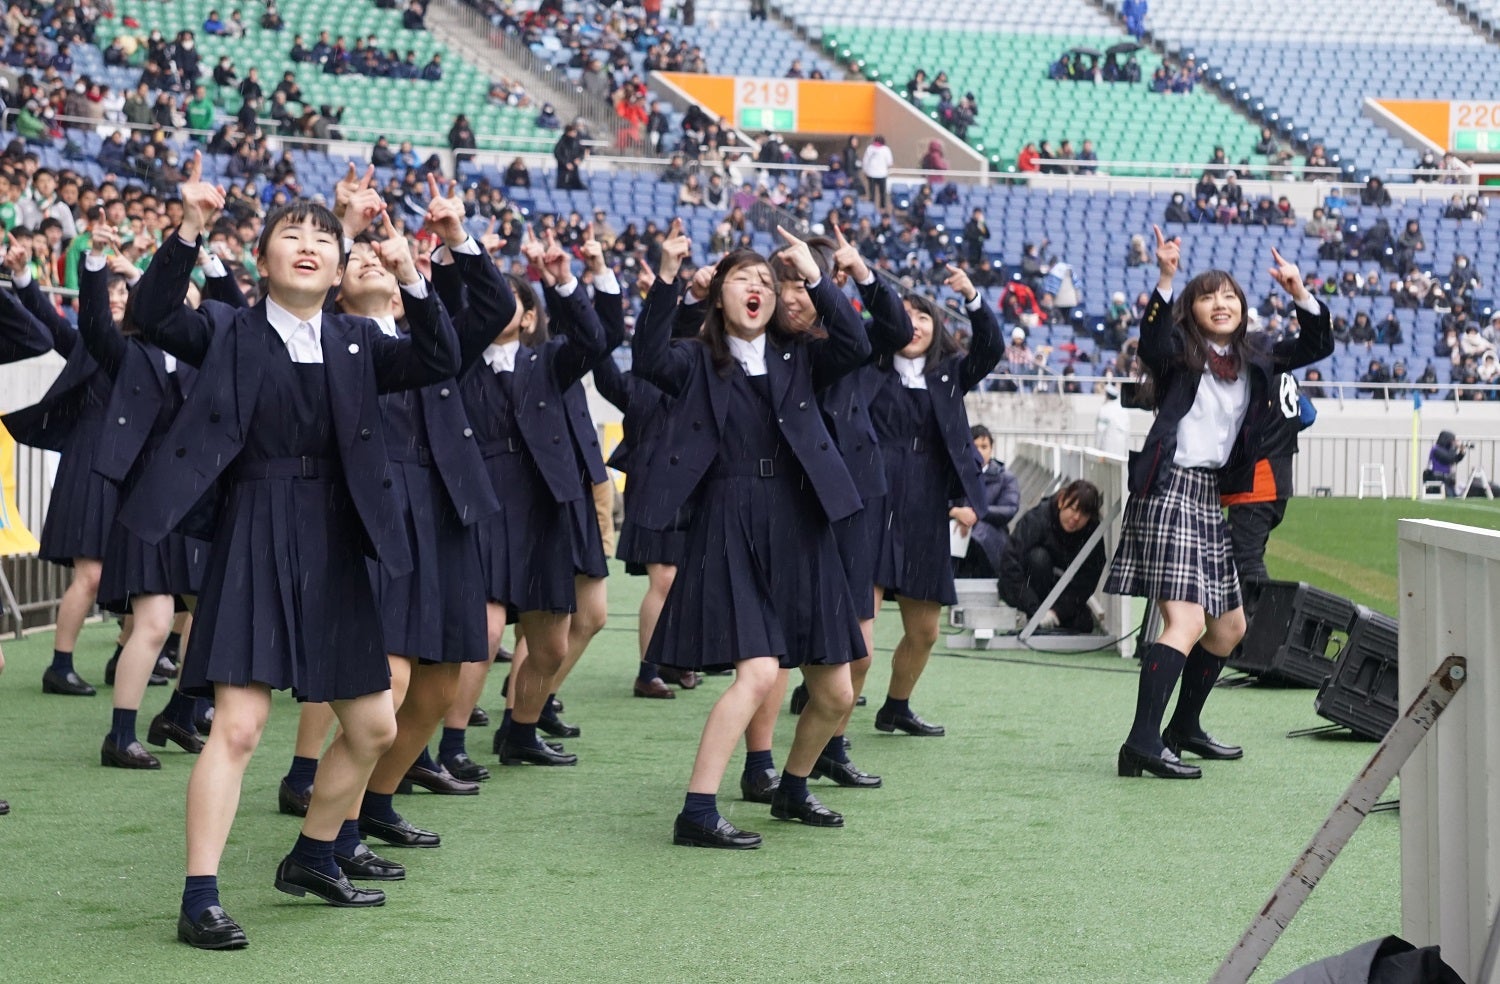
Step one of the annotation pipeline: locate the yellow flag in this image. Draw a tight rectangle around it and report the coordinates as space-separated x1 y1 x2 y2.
0 421 39 556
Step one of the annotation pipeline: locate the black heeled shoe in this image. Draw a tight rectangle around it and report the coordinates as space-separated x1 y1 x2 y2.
147 714 205 754
789 683 809 715
1163 729 1243 761
1117 744 1202 779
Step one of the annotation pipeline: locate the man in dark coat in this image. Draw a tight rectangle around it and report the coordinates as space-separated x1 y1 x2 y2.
998 479 1106 631
952 424 1020 578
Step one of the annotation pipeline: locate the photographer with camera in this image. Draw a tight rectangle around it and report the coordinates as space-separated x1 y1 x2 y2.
1425 430 1469 498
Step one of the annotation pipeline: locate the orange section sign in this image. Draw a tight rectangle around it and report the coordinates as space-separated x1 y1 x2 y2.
658 72 877 135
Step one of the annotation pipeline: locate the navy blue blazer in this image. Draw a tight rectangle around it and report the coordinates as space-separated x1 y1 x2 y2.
117 235 461 576
629 277 870 531
1131 290 1332 497
558 285 622 488
820 276 915 499
2 279 104 452
452 260 608 505
0 284 52 364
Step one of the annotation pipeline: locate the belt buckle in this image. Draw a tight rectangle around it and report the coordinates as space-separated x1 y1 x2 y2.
911 437 925 453
299 456 316 479
508 436 521 453
758 458 775 478
418 446 433 466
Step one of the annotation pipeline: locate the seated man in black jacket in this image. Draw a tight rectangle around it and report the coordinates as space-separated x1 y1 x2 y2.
998 479 1106 632
952 425 1021 578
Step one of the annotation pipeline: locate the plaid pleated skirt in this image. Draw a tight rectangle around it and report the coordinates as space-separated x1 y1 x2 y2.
1105 464 1243 617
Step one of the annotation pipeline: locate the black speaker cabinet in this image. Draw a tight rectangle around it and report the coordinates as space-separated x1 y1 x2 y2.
1230 581 1358 687
1315 606 1400 740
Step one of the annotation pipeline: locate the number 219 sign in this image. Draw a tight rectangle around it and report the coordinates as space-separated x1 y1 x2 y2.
736 79 798 132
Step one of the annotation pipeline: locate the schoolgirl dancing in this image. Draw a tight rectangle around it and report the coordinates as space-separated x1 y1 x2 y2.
866 265 1003 738
439 225 608 770
1108 228 1331 779
633 224 869 849
118 157 460 948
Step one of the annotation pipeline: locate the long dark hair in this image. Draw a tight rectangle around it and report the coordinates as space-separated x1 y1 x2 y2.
767 234 834 339
700 248 791 375
878 291 958 368
1135 268 1253 408
115 274 141 336
504 271 549 346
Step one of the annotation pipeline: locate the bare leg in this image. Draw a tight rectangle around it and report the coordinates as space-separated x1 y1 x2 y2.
745 667 790 756
887 598 941 701
512 611 569 724
444 602 505 730
638 564 676 659
549 574 607 695
303 690 396 841
53 558 102 654
186 684 273 875
787 663 855 776
114 594 175 715
367 662 460 795
293 702 338 760
686 658 779 794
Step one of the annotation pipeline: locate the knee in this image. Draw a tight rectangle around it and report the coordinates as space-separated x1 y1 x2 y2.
574 605 607 640
1024 546 1052 575
349 714 398 759
814 677 855 717
213 716 266 761
906 619 940 650
73 564 102 593
1208 610 1247 652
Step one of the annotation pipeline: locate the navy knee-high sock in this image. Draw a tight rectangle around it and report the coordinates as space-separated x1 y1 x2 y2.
438 727 467 761
742 748 774 777
778 771 809 801
1125 643 1188 756
1166 643 1228 739
163 690 196 729
361 791 400 825
181 875 220 921
50 649 74 674
287 833 340 879
412 747 439 772
108 708 138 747
821 735 850 765
284 755 319 795
637 660 660 684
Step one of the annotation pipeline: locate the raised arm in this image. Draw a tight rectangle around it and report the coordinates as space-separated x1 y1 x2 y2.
1266 246 1334 372
0 287 52 364
365 212 460 391
76 254 127 377
591 349 633 413
834 223 913 357
133 233 218 366
1137 225 1184 376
422 174 508 370
772 228 869 387
3 235 75 356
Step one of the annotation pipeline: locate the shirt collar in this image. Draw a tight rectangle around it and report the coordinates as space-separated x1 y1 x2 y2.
372 314 400 338
483 339 521 373
265 296 323 346
726 332 767 375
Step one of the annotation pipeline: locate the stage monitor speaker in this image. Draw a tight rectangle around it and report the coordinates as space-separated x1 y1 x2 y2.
1314 606 1400 740
1229 580 1358 687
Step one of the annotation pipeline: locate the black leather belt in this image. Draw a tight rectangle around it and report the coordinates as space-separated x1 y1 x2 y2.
479 437 524 457
234 456 342 481
711 457 778 478
390 446 434 466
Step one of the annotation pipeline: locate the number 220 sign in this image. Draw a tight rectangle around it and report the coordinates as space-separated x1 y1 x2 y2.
735 79 798 132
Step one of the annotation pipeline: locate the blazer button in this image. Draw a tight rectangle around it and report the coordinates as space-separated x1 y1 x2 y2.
439 387 451 398
798 401 807 409
131 385 141 395
590 438 597 446
854 443 863 451
782 352 791 360
691 420 702 430
382 478 392 488
941 374 950 383
209 411 221 423
175 447 186 457
820 441 829 450
537 401 547 409
852 405 861 413
463 427 473 438
117 416 127 425
552 435 561 444
360 428 372 439
669 454 680 465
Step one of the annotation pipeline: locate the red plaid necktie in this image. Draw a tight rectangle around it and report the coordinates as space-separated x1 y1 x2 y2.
1208 349 1240 383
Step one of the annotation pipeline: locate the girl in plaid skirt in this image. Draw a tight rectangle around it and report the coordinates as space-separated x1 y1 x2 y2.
1106 227 1332 779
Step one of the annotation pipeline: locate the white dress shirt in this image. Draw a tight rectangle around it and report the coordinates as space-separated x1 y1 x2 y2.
893 354 927 389
266 297 325 363
727 332 767 377
482 339 520 374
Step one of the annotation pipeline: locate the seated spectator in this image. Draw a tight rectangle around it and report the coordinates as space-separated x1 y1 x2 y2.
998 480 1105 632
1302 368 1327 399
1378 312 1404 346
1194 170 1218 204
262 3 285 30
920 140 949 183
421 54 443 81
952 425 1022 580
822 156 852 193
204 9 229 35
1331 315 1352 347
1125 233 1149 267
1254 126 1278 156
1461 323 1495 360
1359 359 1391 398
503 156 531 188
1424 431 1467 496
1360 176 1391 207
535 102 561 130
403 0 427 29
1350 312 1376 350
1163 192 1192 224
1017 142 1039 173
1274 196 1297 228
1479 351 1500 391
906 68 930 99
370 135 396 167
678 173 704 207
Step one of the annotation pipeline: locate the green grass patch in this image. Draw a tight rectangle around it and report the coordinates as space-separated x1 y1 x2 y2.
10 501 1499 981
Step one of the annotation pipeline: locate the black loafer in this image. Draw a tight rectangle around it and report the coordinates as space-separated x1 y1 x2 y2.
537 713 580 738
468 706 490 727
491 723 565 755
335 843 406 881
278 779 311 817
178 906 248 950
739 767 780 804
156 654 179 678
196 705 215 735
358 813 441 848
770 788 845 827
789 683 809 715
499 737 577 766
101 737 161 769
495 646 513 663
147 714 205 754
274 856 386 906
42 667 96 696
873 705 945 736
811 755 882 788
0 799 8 816
672 814 762 849
1164 729 1244 761
1117 744 1202 779
443 751 490 783
403 763 479 796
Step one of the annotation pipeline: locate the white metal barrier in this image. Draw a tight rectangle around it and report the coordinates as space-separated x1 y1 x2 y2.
1398 520 1500 983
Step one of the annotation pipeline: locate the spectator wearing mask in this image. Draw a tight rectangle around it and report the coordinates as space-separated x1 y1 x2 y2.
952 425 1021 580
1360 176 1391 207
535 103 561 131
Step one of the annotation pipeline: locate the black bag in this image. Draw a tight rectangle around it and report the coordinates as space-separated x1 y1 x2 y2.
1275 935 1465 984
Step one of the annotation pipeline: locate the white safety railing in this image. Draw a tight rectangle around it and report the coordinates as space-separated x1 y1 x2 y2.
1397 519 1500 983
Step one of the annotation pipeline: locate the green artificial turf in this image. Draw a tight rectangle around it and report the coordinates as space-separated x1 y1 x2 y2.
1 496 1494 982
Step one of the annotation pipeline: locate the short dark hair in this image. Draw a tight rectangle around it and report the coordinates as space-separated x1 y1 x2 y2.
256 200 346 267
1056 479 1101 520
970 424 992 443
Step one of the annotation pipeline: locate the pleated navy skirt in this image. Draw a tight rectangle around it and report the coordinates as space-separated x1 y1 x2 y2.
873 445 958 606
38 414 117 566
370 458 487 664
473 448 579 618
616 519 686 576
646 470 863 673
97 438 209 613
832 494 884 621
568 475 609 580
182 465 389 703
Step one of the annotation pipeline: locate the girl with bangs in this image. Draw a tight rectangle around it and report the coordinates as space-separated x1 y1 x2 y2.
633 225 871 849
1108 227 1332 780
864 266 1003 740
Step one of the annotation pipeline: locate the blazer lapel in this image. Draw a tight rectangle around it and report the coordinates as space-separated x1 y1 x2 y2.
233 304 274 438
767 338 792 410
321 315 361 452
